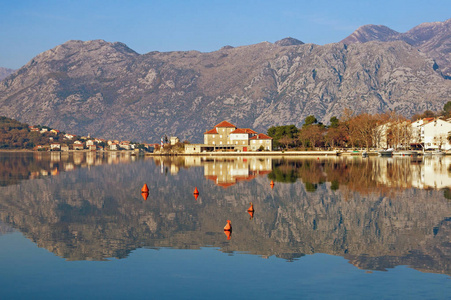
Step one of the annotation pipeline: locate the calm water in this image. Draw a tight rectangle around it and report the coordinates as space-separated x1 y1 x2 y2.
0 152 450 299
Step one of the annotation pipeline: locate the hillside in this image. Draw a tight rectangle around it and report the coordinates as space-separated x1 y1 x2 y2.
0 20 450 142
342 18 451 77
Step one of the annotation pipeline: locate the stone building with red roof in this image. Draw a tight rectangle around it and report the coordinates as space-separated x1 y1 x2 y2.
185 120 272 153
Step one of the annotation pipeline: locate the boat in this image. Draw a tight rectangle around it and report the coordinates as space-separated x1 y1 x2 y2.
432 150 445 156
393 150 419 157
378 148 394 157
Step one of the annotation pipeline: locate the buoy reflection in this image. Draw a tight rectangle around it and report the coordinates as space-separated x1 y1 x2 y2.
224 230 232 240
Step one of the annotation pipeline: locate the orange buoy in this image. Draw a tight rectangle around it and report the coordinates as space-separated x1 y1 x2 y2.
224 220 232 231
141 184 149 193
141 192 149 201
193 193 199 201
193 187 199 195
247 202 254 212
224 230 232 240
270 180 274 189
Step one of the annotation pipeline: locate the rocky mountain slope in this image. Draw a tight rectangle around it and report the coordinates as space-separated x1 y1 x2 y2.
0 67 15 81
0 19 450 142
342 18 451 77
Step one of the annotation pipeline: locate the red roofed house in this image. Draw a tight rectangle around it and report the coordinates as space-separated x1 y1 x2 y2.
203 121 237 146
185 120 273 153
250 133 273 151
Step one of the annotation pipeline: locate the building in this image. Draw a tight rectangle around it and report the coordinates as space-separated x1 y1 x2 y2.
185 121 273 153
422 118 451 150
73 141 84 150
249 133 273 151
170 137 180 145
50 143 61 150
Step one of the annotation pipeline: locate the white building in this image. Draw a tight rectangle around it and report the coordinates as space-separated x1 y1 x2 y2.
422 118 451 150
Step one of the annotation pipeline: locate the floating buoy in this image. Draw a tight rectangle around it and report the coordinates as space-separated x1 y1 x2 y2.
141 192 149 201
224 230 232 240
247 202 254 212
224 220 232 231
141 184 149 193
193 187 199 195
270 180 274 189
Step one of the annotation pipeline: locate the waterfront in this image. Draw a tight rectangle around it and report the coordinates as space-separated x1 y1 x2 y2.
0 153 450 299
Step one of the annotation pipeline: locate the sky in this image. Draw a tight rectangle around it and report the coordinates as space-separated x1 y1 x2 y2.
1 0 450 69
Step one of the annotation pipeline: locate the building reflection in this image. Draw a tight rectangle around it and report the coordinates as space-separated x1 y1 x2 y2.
203 157 272 187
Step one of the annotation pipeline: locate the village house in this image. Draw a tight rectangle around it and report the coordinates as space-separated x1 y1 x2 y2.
61 145 69 152
86 140 95 146
65 134 76 140
119 141 131 150
50 143 61 151
73 140 84 150
185 121 273 153
422 118 451 150
170 136 180 145
376 117 451 150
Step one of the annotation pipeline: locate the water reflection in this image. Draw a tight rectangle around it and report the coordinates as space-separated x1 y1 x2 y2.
0 153 449 276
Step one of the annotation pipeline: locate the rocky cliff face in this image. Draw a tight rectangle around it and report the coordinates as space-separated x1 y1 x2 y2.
342 18 451 78
0 67 15 81
0 20 450 142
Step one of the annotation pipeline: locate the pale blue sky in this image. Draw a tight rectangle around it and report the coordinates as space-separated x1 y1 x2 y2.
1 0 450 69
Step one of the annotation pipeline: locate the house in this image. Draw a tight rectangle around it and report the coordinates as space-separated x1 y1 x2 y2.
61 145 69 152
86 140 95 147
110 143 118 150
50 129 60 135
50 143 61 150
422 118 451 150
185 120 273 153
65 134 76 140
170 137 180 145
120 141 131 150
250 134 273 151
73 140 84 150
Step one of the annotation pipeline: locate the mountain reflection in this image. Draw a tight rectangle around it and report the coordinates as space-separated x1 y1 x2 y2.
0 153 449 276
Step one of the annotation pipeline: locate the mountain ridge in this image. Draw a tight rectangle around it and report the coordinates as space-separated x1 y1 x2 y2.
0 20 450 142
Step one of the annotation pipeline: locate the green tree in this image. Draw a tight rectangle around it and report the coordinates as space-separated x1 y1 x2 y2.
303 115 317 127
267 125 298 149
329 116 339 128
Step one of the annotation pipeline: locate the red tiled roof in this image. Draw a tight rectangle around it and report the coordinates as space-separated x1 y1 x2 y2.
214 121 236 128
230 128 257 134
204 128 218 134
249 133 272 140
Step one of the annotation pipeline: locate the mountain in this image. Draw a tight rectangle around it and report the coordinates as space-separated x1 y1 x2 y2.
341 18 451 77
0 67 15 81
0 20 450 142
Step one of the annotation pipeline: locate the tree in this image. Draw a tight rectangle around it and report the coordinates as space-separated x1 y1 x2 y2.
329 116 339 128
444 101 451 114
303 115 317 127
267 125 298 149
278 136 294 150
